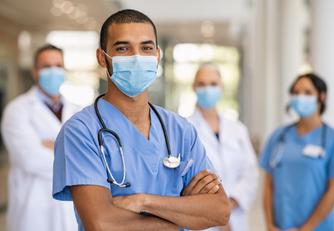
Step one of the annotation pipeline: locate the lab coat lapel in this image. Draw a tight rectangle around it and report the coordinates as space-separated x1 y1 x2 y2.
27 87 62 135
193 108 220 148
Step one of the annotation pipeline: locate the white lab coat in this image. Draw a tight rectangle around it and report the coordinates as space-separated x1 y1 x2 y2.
1 86 81 231
187 108 259 231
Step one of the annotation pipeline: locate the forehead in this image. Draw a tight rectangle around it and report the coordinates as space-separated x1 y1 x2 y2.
195 68 221 82
36 50 63 65
293 77 316 89
107 22 156 45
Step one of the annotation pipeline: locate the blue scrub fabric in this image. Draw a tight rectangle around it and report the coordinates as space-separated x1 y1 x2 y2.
53 99 218 231
259 124 334 231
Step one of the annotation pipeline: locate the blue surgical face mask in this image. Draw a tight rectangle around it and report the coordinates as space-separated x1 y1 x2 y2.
196 86 222 109
290 95 317 118
38 67 65 96
103 50 158 98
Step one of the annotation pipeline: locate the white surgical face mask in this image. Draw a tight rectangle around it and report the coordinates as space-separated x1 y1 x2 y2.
103 50 158 97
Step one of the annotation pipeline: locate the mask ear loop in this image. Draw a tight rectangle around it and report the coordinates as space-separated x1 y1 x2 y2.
102 50 113 78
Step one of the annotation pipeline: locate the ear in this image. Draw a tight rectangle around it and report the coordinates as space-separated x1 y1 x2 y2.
96 48 107 68
157 47 161 65
31 67 38 83
320 92 326 103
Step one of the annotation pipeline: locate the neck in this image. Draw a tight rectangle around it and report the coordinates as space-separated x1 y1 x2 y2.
198 105 218 120
103 82 150 124
37 85 61 105
296 112 323 135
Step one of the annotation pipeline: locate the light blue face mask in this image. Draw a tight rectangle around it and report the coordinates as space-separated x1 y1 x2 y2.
196 86 222 109
290 95 317 118
103 51 158 98
38 67 65 96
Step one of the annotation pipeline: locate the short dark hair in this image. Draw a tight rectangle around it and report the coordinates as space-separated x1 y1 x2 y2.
99 9 158 52
34 44 63 67
289 73 327 115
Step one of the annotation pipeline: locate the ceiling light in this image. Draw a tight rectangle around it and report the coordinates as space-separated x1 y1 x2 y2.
61 1 74 14
201 21 215 38
68 7 80 19
50 6 63 16
75 11 88 24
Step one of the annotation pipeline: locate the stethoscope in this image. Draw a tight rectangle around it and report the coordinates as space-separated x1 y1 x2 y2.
269 123 327 168
94 94 181 188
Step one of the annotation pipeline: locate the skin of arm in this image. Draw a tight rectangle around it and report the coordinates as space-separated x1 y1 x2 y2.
263 172 280 231
112 171 231 230
69 185 182 231
42 141 55 150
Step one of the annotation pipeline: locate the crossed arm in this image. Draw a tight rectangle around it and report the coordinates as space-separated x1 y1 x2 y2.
70 170 230 231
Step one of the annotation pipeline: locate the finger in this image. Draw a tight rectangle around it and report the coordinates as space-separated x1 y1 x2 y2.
182 169 211 196
199 179 221 194
191 173 219 195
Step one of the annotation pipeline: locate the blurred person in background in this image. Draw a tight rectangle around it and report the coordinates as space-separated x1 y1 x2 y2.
260 73 334 231
187 64 259 231
1 44 81 231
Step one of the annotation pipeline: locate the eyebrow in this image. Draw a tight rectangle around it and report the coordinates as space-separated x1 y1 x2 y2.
141 40 155 46
112 41 130 47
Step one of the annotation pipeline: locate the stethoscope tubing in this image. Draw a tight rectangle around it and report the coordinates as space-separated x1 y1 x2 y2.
94 94 173 188
270 123 327 168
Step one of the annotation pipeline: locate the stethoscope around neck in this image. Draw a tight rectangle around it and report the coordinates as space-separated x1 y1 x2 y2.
269 123 327 168
94 94 181 188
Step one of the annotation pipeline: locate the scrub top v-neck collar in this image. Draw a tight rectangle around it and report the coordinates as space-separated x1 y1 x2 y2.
292 124 324 144
97 99 162 156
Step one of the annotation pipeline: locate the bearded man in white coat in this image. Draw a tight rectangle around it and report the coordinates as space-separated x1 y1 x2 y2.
187 64 259 231
1 44 80 231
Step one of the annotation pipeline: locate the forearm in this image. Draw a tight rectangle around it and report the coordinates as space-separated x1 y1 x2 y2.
70 185 181 231
140 188 230 230
300 183 334 231
98 209 181 231
263 173 275 229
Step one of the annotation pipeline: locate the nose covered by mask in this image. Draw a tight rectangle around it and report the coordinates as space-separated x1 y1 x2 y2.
196 86 222 109
289 95 317 118
103 50 158 98
38 67 66 96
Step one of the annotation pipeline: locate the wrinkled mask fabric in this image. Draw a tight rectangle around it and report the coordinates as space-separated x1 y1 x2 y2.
103 50 158 98
196 86 222 109
290 95 317 118
38 67 65 96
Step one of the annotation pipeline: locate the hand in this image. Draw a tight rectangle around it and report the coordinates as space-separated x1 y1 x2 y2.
181 169 221 196
42 141 55 150
285 229 299 231
219 224 231 231
112 194 144 214
229 198 239 210
268 225 281 231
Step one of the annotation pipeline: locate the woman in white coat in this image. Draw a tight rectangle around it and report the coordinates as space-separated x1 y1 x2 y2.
1 45 81 231
187 64 259 231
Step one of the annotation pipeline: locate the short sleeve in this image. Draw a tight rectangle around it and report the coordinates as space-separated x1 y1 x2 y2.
52 118 109 201
183 124 219 187
259 128 283 175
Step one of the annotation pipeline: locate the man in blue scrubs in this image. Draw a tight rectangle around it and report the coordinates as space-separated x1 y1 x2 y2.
53 9 230 231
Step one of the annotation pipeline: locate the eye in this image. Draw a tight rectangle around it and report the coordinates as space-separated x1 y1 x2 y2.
142 46 153 51
116 47 127 51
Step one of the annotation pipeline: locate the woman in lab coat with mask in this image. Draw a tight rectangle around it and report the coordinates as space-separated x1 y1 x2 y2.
187 64 259 231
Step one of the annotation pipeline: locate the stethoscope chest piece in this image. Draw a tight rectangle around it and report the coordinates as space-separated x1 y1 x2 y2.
163 153 181 168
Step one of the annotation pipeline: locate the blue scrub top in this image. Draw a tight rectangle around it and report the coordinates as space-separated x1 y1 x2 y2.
259 124 334 231
53 99 218 231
